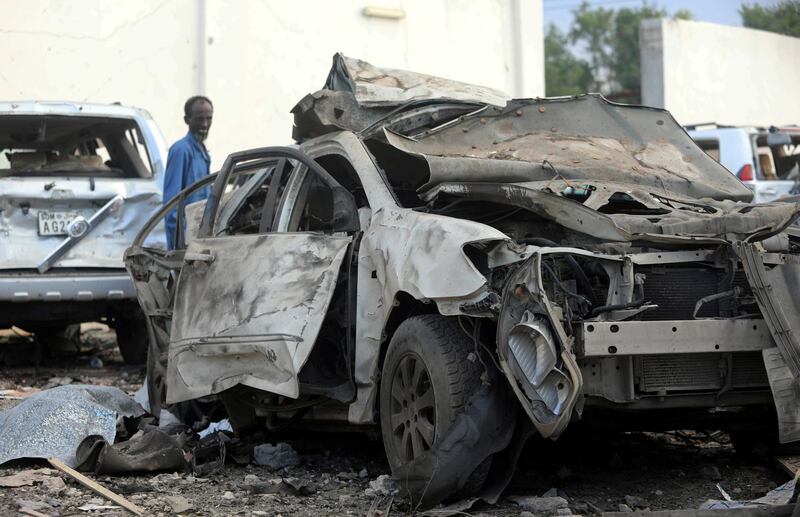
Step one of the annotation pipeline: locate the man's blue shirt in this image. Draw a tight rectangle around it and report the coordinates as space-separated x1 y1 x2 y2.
163 132 211 249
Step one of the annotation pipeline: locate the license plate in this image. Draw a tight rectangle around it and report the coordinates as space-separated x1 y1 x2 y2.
38 210 80 236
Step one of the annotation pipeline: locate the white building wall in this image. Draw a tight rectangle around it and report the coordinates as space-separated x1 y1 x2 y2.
640 18 800 127
0 0 544 169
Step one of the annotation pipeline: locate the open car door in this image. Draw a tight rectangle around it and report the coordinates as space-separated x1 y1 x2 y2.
130 147 360 405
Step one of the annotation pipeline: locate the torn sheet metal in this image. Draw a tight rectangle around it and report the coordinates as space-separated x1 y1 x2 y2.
323 53 508 108
737 242 800 380
700 478 796 509
424 182 800 244
167 232 352 403
385 95 752 202
0 385 145 467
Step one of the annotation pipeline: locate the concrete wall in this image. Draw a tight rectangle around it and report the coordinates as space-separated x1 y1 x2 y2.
0 0 544 169
640 18 800 127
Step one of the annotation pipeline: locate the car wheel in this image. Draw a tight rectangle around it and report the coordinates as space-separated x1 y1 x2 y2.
379 314 489 494
114 311 148 364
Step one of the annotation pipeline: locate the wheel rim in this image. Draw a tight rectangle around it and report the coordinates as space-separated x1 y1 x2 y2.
389 353 436 462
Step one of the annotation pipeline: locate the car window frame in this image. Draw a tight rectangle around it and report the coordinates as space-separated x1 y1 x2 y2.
199 146 358 239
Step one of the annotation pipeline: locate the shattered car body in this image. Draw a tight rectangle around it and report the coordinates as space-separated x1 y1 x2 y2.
0 101 167 363
125 55 800 505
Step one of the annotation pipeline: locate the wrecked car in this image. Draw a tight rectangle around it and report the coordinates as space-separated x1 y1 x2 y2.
0 101 167 362
125 55 800 505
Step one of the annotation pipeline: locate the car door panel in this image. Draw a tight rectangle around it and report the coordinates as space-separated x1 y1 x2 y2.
166 232 352 403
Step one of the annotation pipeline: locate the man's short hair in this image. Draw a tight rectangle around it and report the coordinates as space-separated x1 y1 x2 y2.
184 95 213 117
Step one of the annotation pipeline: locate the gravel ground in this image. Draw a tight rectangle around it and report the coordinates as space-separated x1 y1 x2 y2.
0 326 791 516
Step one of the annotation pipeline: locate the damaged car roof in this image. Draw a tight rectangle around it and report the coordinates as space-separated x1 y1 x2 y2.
295 54 754 204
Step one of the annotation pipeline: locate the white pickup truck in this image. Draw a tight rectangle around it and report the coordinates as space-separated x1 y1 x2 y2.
0 101 167 363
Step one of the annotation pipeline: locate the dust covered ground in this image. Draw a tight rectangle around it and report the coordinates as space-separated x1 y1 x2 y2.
0 326 791 516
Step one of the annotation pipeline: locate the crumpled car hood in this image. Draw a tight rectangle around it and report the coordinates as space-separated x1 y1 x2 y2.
424 181 800 244
386 95 752 203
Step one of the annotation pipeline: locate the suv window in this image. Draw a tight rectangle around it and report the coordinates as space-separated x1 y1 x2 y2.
0 115 152 178
695 138 721 162
755 133 800 181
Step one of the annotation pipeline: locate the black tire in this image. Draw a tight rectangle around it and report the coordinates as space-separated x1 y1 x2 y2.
379 314 489 494
114 311 148 364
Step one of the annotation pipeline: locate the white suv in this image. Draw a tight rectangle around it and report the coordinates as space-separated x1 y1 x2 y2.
0 101 167 362
687 124 800 204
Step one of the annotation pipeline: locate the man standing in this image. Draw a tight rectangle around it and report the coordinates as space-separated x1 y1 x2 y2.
163 96 213 249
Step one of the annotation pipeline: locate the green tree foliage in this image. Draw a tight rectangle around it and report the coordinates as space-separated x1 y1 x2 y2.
545 1 693 102
740 1 800 38
545 24 593 96
569 3 614 91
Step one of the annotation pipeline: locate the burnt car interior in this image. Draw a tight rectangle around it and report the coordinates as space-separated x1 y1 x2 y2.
0 115 152 178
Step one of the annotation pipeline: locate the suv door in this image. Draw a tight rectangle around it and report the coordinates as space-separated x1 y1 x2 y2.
165 147 359 405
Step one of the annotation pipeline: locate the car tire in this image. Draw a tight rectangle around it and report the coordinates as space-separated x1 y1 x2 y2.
114 312 148 364
379 314 489 496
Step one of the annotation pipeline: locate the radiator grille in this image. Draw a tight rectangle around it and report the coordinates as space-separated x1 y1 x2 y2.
638 268 752 321
637 352 768 393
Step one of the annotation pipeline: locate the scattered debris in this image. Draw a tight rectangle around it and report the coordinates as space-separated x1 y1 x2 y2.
0 469 61 489
0 388 38 400
507 495 569 513
164 495 193 514
252 442 300 470
700 478 797 509
197 418 232 438
0 385 144 467
365 474 399 497
47 457 145 516
77 503 121 512
18 507 52 517
618 503 634 512
16 499 53 513
624 494 650 508
419 498 479 516
244 477 316 496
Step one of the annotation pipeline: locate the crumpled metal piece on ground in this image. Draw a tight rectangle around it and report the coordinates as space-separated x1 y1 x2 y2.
75 430 187 474
0 385 144 467
700 478 797 509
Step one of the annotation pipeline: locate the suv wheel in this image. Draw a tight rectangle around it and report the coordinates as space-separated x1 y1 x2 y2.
113 311 148 364
379 314 489 493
